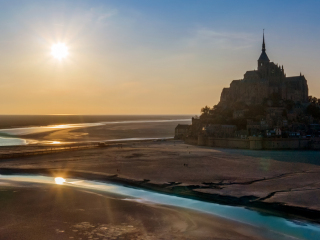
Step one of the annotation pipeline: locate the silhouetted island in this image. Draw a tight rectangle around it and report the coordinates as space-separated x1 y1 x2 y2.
176 33 320 150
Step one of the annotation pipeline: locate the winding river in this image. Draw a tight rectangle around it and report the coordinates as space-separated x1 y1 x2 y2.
1 174 320 240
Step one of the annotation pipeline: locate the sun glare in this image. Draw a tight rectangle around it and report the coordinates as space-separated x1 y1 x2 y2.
51 43 69 60
55 177 66 185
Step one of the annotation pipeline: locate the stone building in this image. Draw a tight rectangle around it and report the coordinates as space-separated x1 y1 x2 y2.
220 33 308 106
174 124 190 139
233 109 249 119
204 124 237 138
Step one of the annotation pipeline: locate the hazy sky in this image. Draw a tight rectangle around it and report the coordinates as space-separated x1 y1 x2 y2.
1 0 320 114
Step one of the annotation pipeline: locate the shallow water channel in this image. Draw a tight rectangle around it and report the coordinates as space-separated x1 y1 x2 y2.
0 119 189 146
0 174 320 240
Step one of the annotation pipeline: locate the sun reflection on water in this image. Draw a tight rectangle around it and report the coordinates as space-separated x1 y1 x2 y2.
55 177 66 185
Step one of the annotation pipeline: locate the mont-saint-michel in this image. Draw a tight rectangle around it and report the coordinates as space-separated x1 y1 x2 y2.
3 1 320 239
1 34 320 239
176 34 320 150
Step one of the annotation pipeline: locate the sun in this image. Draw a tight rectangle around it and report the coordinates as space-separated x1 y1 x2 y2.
51 43 69 60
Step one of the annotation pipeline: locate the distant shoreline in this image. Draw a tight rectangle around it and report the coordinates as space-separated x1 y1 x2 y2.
0 118 191 146
0 115 193 129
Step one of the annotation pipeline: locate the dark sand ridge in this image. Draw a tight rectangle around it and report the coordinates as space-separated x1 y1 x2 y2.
0 180 272 240
1 141 320 223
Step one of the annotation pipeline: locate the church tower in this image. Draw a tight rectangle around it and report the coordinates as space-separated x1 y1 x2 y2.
258 31 270 70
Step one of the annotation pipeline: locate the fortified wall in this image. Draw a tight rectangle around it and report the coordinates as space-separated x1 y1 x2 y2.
184 135 319 150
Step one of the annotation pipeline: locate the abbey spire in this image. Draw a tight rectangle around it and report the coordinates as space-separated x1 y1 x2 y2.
258 30 270 70
262 30 266 52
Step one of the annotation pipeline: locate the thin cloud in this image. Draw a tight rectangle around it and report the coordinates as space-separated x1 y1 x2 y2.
86 7 118 25
187 28 258 50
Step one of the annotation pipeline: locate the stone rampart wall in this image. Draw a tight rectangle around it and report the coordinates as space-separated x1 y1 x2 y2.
185 136 317 150
263 138 309 150
184 137 198 145
311 143 320 150
208 137 250 149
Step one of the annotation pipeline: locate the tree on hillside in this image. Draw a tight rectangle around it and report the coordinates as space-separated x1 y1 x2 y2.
201 106 210 115
306 103 320 119
308 96 319 104
312 97 318 104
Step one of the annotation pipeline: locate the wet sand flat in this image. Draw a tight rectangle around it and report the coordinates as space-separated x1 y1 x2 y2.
0 180 269 240
1 140 320 223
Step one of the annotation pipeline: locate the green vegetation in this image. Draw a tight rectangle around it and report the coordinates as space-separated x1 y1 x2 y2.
306 96 320 119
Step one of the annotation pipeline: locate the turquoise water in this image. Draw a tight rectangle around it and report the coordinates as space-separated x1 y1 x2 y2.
1 174 320 240
0 136 27 146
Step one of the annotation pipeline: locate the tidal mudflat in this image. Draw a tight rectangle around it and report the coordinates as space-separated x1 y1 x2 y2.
1 140 320 225
0 178 275 240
